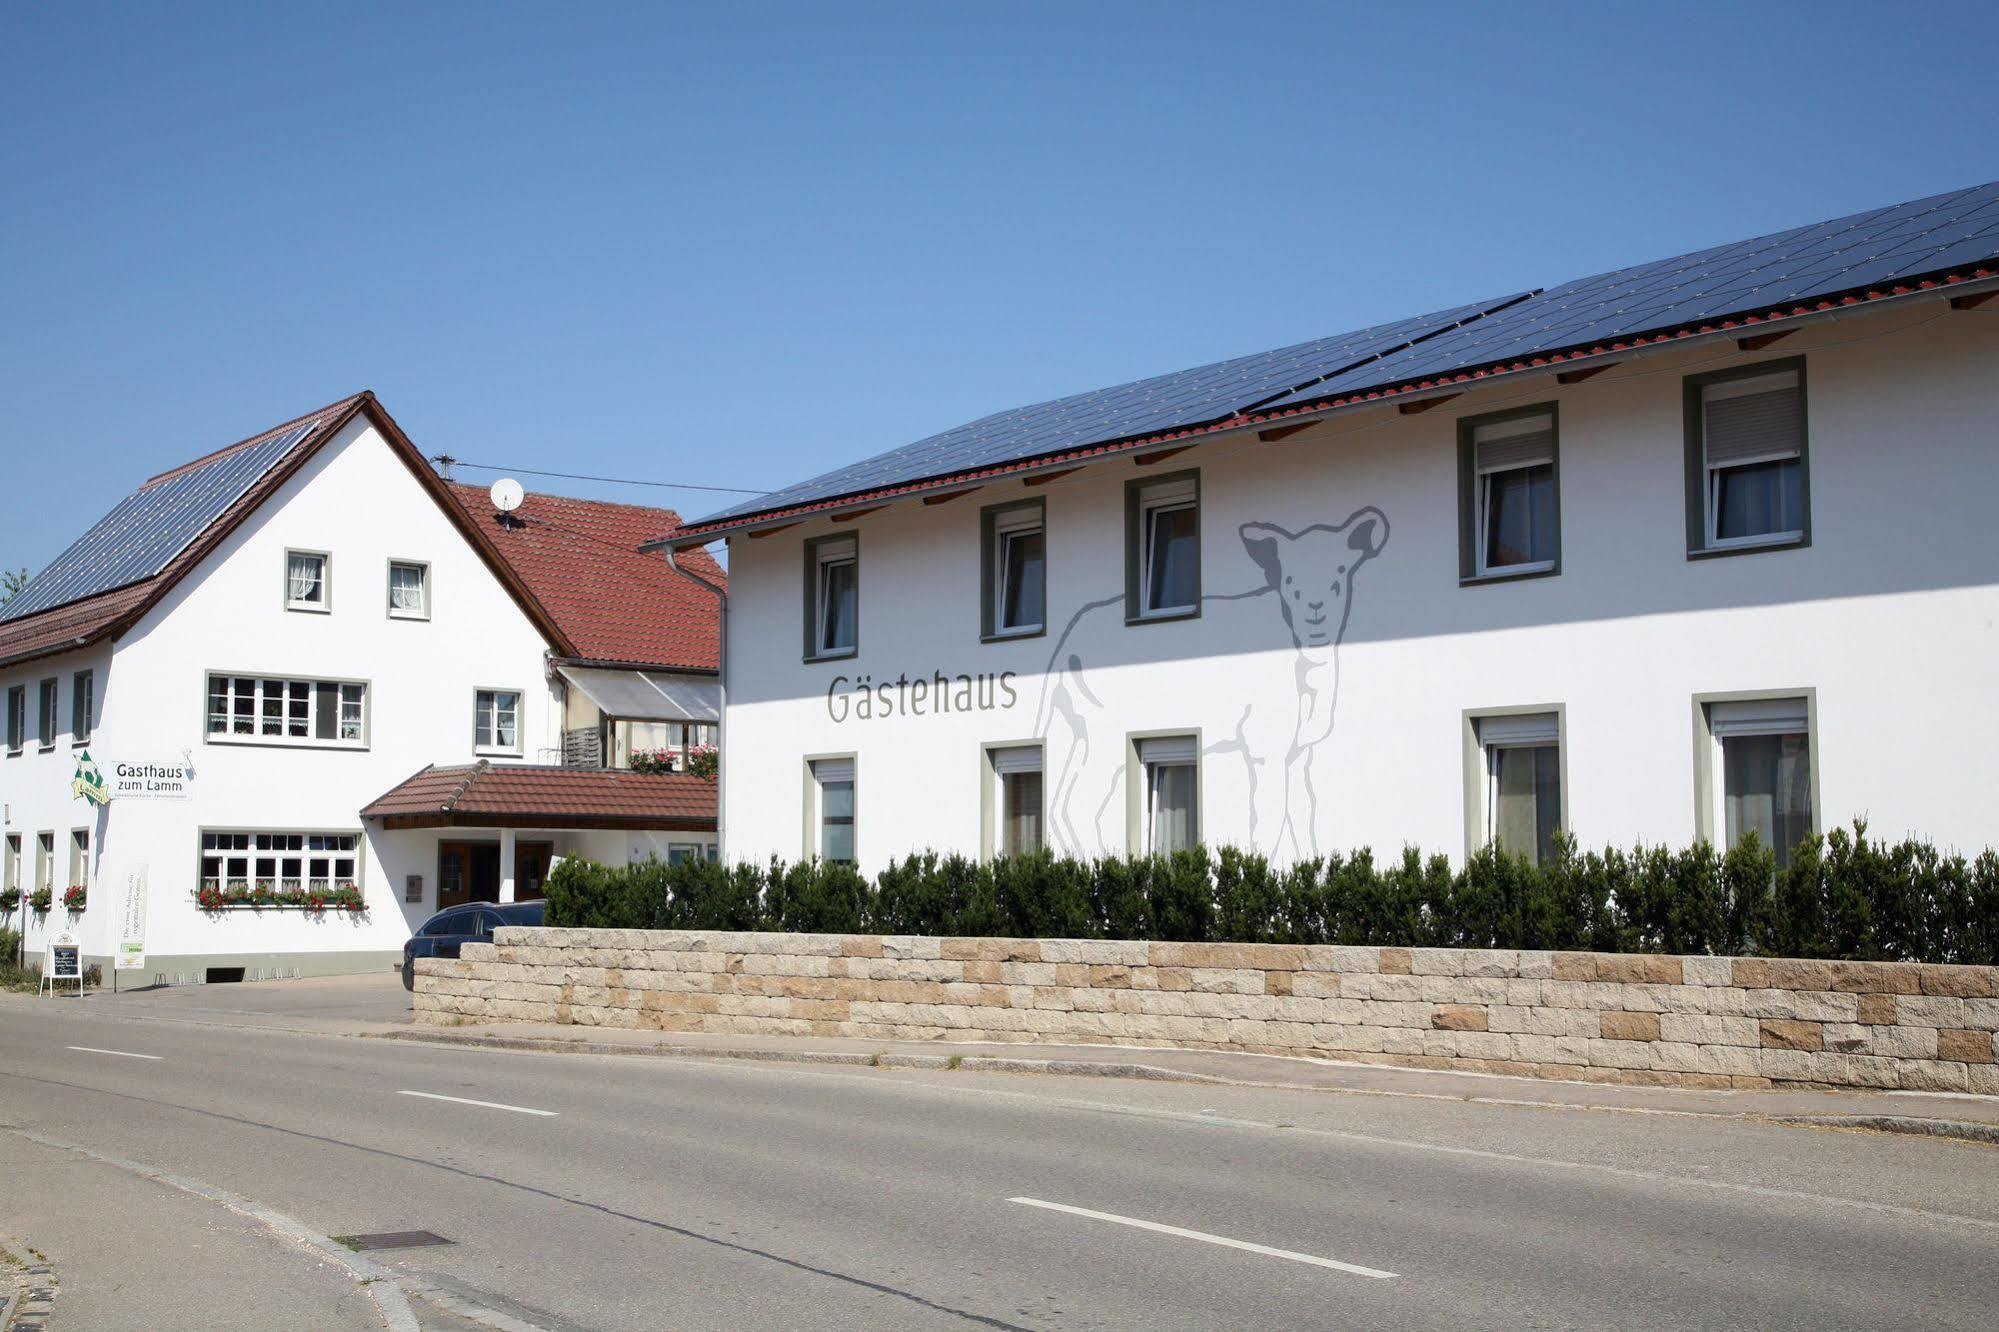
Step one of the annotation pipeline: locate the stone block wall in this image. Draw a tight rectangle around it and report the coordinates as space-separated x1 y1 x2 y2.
413 928 1999 1094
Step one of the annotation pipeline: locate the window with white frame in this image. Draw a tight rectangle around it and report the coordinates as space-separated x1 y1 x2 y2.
35 832 53 893
68 829 88 889
285 550 330 610
205 675 367 746
989 745 1044 856
3 834 18 898
71 669 93 746
1137 734 1199 853
387 560 429 619
666 842 718 865
1707 697 1813 869
474 689 522 753
984 503 1046 638
1477 712 1562 866
1690 364 1807 552
806 536 858 659
611 720 717 771
5 685 22 753
201 831 360 896
37 677 57 748
1130 475 1200 619
810 757 856 863
1465 409 1558 577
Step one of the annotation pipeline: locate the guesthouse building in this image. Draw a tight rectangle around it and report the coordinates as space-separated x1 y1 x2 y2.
666 181 1999 876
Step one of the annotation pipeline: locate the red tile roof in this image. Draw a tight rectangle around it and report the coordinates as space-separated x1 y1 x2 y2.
361 762 717 830
447 484 723 672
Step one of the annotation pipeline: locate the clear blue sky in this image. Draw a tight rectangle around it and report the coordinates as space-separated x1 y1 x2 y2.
3 1 1995 577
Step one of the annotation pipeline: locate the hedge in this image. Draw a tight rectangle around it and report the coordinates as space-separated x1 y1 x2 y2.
543 824 1999 965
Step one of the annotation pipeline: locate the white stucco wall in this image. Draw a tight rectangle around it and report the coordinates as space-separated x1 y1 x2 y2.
1 414 561 972
721 305 1999 873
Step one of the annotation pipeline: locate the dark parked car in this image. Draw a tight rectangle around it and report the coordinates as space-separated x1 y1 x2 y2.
402 900 544 989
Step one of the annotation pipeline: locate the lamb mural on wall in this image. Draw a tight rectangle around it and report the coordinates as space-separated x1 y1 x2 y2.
1035 505 1389 859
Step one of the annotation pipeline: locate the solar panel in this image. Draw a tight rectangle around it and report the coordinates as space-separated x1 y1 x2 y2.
696 293 1531 523
2 419 321 622
694 180 1999 528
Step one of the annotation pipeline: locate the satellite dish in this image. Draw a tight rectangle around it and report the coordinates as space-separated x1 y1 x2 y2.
489 478 525 514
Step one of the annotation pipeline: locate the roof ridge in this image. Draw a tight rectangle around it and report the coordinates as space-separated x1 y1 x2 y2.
446 480 686 524
441 759 492 811
143 391 370 486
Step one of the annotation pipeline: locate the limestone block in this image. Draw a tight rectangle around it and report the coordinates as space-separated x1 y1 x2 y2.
1587 1039 1656 1070
1646 1042 1704 1073
1897 1060 1970 1093
1341 973 1428 1002
1680 957 1732 987
1658 1013 1759 1047
1962 998 1999 1031
1895 995 1965 1028
1000 962 1059 986
1420 1030 1461 1058
1937 1029 1996 1063
1432 1004 1489 1032
1510 1034 1590 1065
1380 1027 1425 1055
1028 986 1077 1013
1515 951 1555 980
1378 948 1413 974
1354 999 1431 1029
1919 965 1999 998
1720 989 1857 1022
1300 945 1379 974
1695 1044 1764 1077
1554 953 1680 985
1968 1064 1999 1096
1599 1011 1661 1042
1840 1055 1902 1089
1759 1019 1824 1052
1189 968 1265 995
881 935 943 960
1263 970 1293 996
1039 939 1150 965
1453 1031 1516 1061
942 938 1041 962
1409 948 1469 976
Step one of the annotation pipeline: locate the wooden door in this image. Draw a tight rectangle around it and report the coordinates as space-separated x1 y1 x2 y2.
514 842 553 901
437 842 472 910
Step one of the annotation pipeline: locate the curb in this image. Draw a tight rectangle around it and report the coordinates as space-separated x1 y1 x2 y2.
377 1028 1230 1084
1769 1114 1999 1146
0 1235 57 1332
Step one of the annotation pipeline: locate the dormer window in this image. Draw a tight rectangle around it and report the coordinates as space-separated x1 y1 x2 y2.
285 550 329 612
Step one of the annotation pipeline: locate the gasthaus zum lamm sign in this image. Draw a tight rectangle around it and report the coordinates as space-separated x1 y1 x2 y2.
109 758 194 800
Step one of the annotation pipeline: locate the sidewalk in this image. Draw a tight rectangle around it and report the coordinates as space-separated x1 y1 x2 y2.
380 1018 1999 1142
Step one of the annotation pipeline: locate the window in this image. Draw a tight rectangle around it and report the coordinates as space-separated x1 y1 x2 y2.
611 720 718 771
387 560 429 619
5 685 22 753
71 670 93 746
809 757 856 863
206 675 366 746
1701 695 1815 869
201 831 360 896
474 689 522 753
987 745 1044 856
667 842 718 865
35 832 53 893
1135 734 1199 853
982 501 1046 639
285 550 330 610
805 535 858 659
1473 712 1563 866
1460 407 1559 580
1127 474 1200 621
37 677 57 748
68 829 89 889
3 834 19 900
1686 361 1808 555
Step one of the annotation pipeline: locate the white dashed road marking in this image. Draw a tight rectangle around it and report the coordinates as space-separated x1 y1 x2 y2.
1007 1196 1396 1279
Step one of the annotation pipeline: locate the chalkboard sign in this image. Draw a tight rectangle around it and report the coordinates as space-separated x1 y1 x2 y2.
41 932 84 996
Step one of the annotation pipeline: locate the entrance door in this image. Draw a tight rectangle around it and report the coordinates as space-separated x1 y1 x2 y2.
438 842 503 908
514 842 553 901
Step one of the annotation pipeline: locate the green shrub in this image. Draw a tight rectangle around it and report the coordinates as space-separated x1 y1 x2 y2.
538 823 1999 964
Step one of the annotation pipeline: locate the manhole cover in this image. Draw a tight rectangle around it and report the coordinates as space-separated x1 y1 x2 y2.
333 1231 455 1252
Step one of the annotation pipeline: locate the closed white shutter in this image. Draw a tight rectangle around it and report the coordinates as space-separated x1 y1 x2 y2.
1137 734 1199 765
1478 712 1560 747
1474 413 1555 473
1708 697 1807 738
989 745 1042 776
1703 371 1802 466
812 757 855 784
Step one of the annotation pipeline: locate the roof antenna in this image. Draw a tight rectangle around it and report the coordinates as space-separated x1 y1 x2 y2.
431 453 458 480
489 477 526 528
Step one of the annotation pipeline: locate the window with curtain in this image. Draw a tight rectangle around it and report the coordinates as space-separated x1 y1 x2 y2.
809 536 859 658
1138 734 1198 853
388 561 428 618
1479 713 1562 866
1135 477 1199 618
286 551 328 609
812 758 856 863
990 746 1044 855
475 689 522 752
201 831 359 895
1471 411 1558 575
1698 368 1806 548
205 674 366 746
1710 698 1813 869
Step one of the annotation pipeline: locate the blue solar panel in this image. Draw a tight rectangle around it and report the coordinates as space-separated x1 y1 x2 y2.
2 419 321 621
697 294 1531 522
694 180 1999 528
1252 182 1999 411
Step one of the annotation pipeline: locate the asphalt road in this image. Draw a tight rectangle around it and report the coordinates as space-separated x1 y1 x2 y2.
1 992 1996 1330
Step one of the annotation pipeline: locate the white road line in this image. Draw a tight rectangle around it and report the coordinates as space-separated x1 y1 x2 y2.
396 1089 558 1117
1008 1197 1396 1279
65 1045 163 1061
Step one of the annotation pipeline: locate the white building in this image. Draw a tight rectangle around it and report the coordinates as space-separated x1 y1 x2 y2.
0 392 721 980
669 182 1999 875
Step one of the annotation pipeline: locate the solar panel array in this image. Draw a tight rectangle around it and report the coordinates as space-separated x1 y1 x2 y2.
697 293 1532 522
697 179 1999 527
2 419 322 622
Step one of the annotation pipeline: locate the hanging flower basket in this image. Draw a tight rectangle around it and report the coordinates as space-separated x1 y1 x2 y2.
29 887 53 915
62 884 87 911
627 748 679 775
0 889 19 913
686 744 719 780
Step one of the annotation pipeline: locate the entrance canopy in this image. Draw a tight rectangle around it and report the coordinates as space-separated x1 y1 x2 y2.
558 665 718 722
361 761 716 832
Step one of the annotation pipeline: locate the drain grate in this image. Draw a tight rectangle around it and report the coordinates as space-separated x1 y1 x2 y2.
333 1230 455 1252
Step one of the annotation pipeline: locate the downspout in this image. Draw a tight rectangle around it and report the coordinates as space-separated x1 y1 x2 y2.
664 544 727 862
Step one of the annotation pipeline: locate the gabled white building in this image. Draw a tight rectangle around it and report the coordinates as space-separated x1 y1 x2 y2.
669 182 1999 875
0 392 721 980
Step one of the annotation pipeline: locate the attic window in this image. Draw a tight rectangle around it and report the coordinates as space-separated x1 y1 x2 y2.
286 550 329 612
